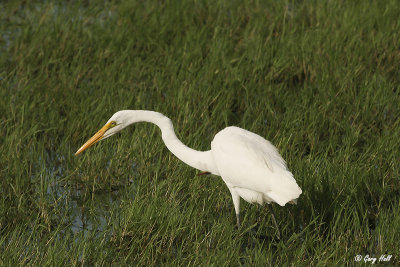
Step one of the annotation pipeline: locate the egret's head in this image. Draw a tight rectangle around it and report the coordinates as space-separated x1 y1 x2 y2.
75 111 130 155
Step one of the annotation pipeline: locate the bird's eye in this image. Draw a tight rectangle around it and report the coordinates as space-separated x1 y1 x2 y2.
110 121 117 127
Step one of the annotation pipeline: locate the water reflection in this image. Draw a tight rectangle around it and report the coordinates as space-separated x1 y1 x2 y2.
34 150 135 240
67 187 121 236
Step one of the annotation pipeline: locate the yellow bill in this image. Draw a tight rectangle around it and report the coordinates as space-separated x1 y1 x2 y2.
75 122 113 155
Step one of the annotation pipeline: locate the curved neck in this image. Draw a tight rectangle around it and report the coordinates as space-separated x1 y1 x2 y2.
126 110 219 175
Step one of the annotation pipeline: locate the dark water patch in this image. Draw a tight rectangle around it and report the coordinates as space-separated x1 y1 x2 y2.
30 148 137 243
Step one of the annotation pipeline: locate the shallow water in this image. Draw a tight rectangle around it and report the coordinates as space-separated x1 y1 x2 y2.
32 149 134 241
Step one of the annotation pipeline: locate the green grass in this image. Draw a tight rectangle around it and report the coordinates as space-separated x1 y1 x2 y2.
1 0 399 265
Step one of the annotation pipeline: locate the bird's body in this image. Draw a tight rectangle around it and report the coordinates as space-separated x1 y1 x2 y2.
212 127 301 207
76 110 302 232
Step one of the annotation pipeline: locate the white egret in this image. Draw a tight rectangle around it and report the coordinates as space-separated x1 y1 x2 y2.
75 110 302 237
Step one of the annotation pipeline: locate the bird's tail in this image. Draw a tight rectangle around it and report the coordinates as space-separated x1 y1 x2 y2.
265 171 302 206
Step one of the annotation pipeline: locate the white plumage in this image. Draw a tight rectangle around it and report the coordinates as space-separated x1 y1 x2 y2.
211 127 301 211
75 110 302 233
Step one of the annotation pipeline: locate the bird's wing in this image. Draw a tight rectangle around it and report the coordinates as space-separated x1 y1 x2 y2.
238 128 288 172
212 126 288 172
211 126 301 205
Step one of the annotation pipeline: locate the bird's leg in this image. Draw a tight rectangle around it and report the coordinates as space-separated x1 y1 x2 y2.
267 204 281 240
229 188 241 229
197 171 211 176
